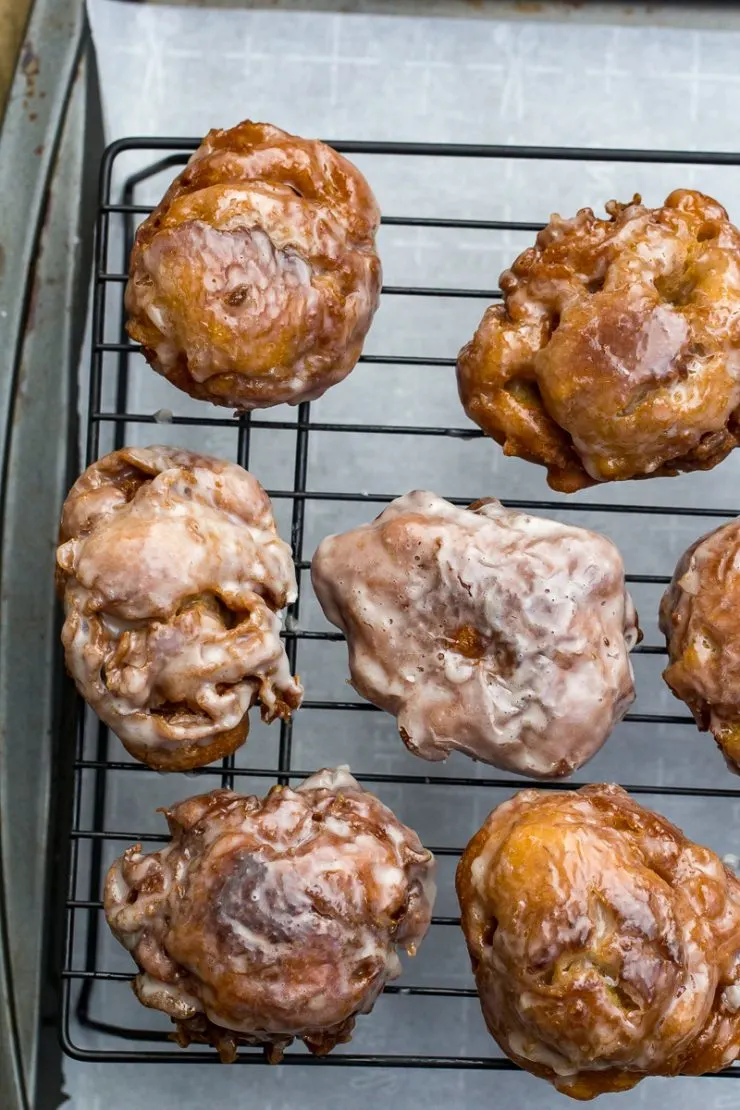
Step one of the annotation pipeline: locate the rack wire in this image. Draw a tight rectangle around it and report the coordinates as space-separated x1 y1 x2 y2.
60 137 740 1074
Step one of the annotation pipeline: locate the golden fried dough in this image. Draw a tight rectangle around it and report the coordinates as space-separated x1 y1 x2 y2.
457 785 740 1099
660 518 740 771
126 120 381 410
56 446 302 769
104 769 436 1061
457 190 740 491
311 492 639 778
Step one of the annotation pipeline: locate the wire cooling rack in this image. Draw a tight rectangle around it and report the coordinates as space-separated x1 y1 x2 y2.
60 137 740 1074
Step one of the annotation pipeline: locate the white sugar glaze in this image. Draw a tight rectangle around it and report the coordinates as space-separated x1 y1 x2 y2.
312 492 639 778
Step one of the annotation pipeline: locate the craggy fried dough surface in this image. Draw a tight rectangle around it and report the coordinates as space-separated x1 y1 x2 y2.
104 769 436 1060
126 120 381 410
457 784 740 1099
661 518 740 772
312 492 639 778
57 445 302 768
458 190 740 491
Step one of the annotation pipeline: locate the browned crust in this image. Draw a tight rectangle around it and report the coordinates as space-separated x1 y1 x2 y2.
456 783 740 1098
57 446 301 771
457 190 740 492
119 715 250 772
660 519 740 772
170 1009 356 1064
125 119 381 411
104 774 435 1061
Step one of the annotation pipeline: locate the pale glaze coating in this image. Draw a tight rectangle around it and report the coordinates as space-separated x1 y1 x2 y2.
311 492 639 778
104 768 436 1061
457 785 740 1100
660 519 740 771
56 446 302 769
457 190 740 492
126 120 381 410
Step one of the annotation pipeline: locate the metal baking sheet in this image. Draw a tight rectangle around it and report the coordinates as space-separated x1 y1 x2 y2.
65 2 740 1106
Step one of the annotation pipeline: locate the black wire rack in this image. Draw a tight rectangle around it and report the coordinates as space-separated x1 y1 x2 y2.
59 137 740 1075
